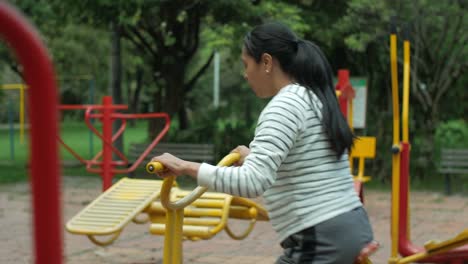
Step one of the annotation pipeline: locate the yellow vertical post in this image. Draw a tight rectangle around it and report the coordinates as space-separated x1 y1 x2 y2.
172 208 184 263
163 208 183 264
163 209 175 264
160 174 182 264
389 32 401 264
19 84 25 144
402 40 410 144
402 38 411 241
147 153 240 264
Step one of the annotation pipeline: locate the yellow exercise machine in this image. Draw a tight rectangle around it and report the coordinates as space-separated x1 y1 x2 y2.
66 150 377 263
388 21 468 264
145 153 268 264
66 153 269 263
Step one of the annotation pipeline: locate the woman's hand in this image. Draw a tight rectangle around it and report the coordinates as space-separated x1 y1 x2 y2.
231 145 250 166
150 153 200 179
150 153 187 178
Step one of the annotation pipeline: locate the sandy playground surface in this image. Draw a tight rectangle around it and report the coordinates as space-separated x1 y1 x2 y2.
0 175 467 264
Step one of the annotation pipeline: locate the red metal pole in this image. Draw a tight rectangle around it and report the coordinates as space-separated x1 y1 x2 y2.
398 142 419 255
0 3 62 264
102 96 114 191
398 143 468 261
336 69 350 117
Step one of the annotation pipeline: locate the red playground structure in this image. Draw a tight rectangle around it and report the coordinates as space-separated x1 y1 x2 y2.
59 97 170 191
0 3 63 264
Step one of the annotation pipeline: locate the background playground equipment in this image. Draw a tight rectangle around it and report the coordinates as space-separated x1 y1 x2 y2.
59 75 98 157
1 83 27 142
336 69 377 203
388 22 468 264
0 3 62 264
58 96 170 191
0 76 97 157
1 83 28 160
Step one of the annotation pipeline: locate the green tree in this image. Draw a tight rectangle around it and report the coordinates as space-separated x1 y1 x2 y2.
335 0 468 180
0 0 112 103
55 0 313 139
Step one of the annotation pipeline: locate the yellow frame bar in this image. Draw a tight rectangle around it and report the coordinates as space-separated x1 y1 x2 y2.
402 38 412 243
402 40 410 144
149 153 241 264
389 33 401 263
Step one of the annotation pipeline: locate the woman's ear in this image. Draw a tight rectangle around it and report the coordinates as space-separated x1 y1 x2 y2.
261 53 273 73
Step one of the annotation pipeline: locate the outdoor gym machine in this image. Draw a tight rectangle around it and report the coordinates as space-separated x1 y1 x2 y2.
58 96 170 191
336 69 376 203
146 153 242 264
388 21 468 264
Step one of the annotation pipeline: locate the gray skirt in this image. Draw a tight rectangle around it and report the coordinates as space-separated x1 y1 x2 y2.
276 206 373 264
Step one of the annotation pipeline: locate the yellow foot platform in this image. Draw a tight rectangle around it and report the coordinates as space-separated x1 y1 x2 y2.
149 190 269 241
424 229 468 253
66 177 164 246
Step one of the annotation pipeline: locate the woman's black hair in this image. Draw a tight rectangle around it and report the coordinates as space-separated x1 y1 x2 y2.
244 22 355 158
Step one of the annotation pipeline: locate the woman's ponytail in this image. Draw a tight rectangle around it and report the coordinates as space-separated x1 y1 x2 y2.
289 40 355 157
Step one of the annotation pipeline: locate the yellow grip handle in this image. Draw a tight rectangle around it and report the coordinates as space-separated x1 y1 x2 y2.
146 161 164 174
144 152 241 210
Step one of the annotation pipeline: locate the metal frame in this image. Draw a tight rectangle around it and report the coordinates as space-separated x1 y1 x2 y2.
388 23 468 264
0 3 62 263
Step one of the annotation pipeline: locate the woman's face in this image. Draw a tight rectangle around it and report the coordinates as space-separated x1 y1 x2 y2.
241 48 272 98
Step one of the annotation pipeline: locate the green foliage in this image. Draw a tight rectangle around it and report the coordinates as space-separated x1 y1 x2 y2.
411 119 468 179
435 120 468 149
0 0 112 102
335 0 390 52
2 0 467 190
164 105 261 160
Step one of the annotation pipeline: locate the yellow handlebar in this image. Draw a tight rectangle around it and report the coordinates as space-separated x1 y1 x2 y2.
146 152 241 210
146 161 164 173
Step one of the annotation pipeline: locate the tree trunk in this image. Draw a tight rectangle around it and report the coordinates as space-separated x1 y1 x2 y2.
109 21 124 155
129 66 144 127
178 106 189 130
148 65 186 140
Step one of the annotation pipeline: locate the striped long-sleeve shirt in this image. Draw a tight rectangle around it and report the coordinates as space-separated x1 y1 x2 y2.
198 84 362 242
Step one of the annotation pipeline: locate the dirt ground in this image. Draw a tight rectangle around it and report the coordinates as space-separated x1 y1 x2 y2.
0 175 467 264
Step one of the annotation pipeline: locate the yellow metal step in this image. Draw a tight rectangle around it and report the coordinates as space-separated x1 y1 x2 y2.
150 223 213 239
424 229 468 252
66 177 164 236
150 202 225 217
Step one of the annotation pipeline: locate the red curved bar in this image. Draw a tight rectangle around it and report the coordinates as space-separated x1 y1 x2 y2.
0 3 62 264
398 143 468 262
84 107 129 166
58 104 130 168
58 100 170 190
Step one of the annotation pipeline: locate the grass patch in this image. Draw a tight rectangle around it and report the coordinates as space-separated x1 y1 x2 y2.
362 178 392 192
0 163 28 183
0 120 154 183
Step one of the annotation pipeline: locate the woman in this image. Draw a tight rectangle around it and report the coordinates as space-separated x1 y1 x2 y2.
152 22 374 263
